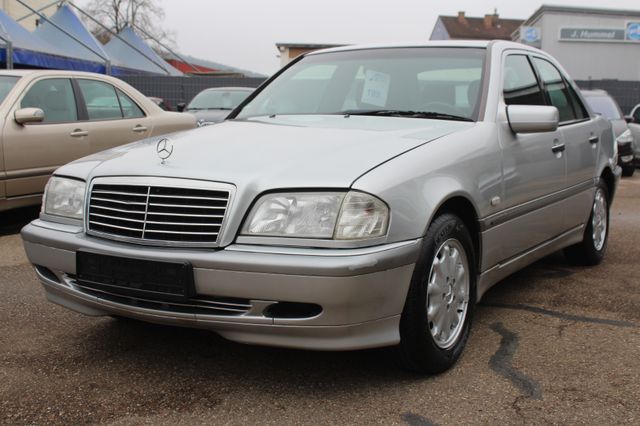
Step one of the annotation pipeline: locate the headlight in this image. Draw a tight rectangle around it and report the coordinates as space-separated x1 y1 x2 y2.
242 191 389 240
616 129 633 144
43 177 86 219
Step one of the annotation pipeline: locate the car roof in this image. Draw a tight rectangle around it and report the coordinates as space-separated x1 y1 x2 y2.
309 40 536 56
200 87 254 92
580 89 611 97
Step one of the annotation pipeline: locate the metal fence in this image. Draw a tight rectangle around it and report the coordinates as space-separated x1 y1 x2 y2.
575 80 640 115
119 76 267 110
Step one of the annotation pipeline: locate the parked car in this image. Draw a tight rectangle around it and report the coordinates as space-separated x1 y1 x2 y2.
177 87 253 126
581 90 635 177
626 103 640 168
148 96 172 111
0 70 196 211
22 41 620 374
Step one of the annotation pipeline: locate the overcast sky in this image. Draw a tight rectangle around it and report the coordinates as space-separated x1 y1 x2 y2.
140 0 639 75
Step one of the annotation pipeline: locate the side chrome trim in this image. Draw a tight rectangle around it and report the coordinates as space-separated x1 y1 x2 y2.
476 225 584 301
5 165 58 180
479 180 595 231
227 239 421 257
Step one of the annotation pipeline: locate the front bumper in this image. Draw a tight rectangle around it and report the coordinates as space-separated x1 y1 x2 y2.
21 220 420 350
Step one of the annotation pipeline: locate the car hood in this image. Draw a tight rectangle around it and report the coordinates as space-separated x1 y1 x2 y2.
62 115 472 189
186 109 230 124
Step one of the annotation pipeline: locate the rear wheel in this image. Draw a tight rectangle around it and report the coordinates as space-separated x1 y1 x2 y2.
564 182 609 265
396 213 476 374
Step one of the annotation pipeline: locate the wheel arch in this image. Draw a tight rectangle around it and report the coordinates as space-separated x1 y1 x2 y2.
428 195 482 272
600 166 616 202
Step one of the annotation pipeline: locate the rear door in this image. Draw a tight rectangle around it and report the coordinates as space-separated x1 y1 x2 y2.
3 77 88 197
74 78 152 154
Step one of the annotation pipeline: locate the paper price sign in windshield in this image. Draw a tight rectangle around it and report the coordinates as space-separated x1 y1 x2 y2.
361 70 390 107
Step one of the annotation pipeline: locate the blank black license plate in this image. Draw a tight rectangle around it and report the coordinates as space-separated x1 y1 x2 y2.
76 251 194 301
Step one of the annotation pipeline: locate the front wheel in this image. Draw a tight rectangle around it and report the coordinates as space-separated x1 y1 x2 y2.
396 213 476 374
564 182 609 265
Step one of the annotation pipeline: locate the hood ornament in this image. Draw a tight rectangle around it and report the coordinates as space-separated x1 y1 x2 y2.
156 138 173 164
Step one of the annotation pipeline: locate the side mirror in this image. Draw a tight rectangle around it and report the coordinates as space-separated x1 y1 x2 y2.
15 107 44 125
624 115 634 124
176 102 186 112
506 105 559 133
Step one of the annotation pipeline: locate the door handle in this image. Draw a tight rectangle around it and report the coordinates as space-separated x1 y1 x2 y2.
132 125 148 133
588 136 599 144
70 129 88 137
551 143 566 153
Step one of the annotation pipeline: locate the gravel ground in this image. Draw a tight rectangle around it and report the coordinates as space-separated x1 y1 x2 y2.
1 176 638 425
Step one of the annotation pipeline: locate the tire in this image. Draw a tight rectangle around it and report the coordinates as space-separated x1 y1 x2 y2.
564 181 609 266
396 213 476 374
621 164 635 177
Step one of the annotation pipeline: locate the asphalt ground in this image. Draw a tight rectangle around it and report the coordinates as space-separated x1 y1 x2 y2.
1 176 639 425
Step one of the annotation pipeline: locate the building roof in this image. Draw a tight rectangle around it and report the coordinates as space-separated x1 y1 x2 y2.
163 52 266 78
438 12 523 40
523 5 640 25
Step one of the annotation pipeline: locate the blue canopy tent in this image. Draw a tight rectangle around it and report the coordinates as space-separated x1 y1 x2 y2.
31 4 110 73
104 26 182 76
0 8 104 71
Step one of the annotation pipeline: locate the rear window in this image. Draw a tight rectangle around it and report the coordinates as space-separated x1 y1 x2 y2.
0 75 19 105
583 95 622 120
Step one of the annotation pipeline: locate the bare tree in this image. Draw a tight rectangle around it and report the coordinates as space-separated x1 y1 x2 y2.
81 0 174 51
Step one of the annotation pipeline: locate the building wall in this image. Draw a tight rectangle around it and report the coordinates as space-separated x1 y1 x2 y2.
1 0 58 30
530 12 640 80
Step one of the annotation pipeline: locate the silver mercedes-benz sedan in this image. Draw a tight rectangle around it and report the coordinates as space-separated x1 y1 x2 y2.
21 41 620 373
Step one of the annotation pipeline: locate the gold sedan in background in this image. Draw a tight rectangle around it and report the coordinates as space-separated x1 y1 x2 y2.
0 70 196 211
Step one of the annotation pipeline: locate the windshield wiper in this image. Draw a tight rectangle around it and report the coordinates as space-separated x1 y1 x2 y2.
341 109 474 122
187 107 232 111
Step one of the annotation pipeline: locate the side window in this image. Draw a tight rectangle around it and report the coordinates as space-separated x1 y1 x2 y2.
21 78 77 123
116 89 145 118
78 79 122 120
565 84 589 120
531 58 576 122
503 55 545 106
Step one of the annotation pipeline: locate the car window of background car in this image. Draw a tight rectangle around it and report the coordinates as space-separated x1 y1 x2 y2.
0 75 19 106
78 79 122 120
503 55 546 106
21 78 77 123
532 57 576 122
236 47 486 120
584 95 623 120
116 89 145 118
187 90 250 110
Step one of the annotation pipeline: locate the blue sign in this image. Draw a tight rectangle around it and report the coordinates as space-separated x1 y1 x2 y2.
627 22 640 41
523 27 540 43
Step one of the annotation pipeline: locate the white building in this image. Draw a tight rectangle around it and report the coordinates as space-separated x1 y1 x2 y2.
513 5 640 81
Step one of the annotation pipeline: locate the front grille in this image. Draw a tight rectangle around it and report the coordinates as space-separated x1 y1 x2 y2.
87 178 232 247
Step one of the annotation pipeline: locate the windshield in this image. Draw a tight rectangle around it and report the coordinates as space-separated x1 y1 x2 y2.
584 95 623 120
236 47 486 121
187 90 250 110
0 75 19 106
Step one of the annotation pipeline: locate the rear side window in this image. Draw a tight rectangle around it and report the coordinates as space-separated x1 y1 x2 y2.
116 89 144 118
21 78 78 123
503 55 545 106
78 79 122 120
531 58 575 123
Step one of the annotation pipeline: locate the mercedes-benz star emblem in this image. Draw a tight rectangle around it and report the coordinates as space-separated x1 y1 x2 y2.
156 138 173 163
